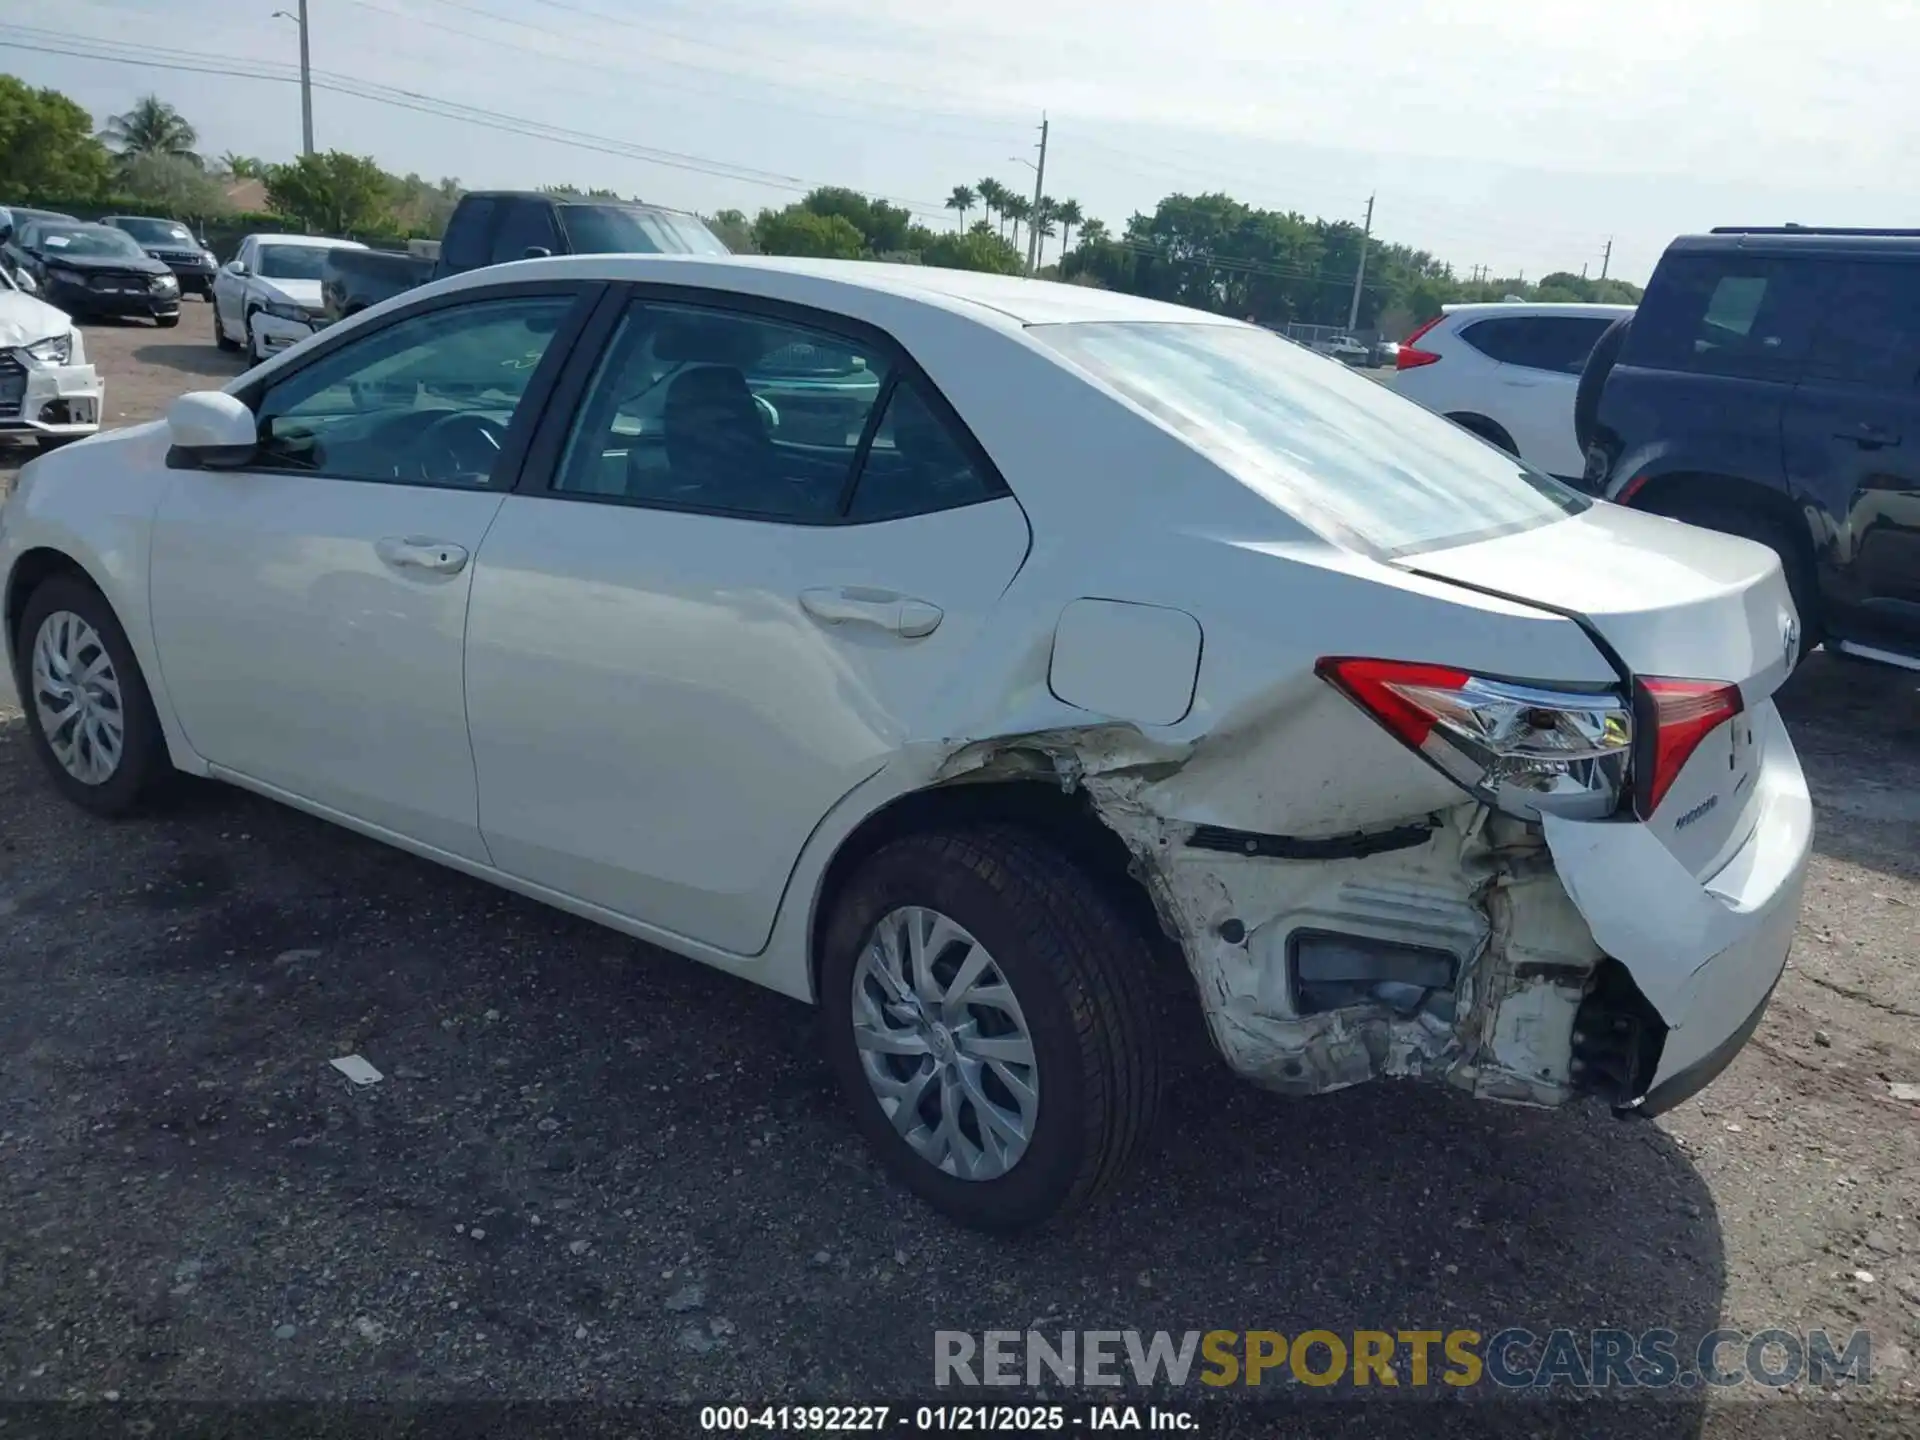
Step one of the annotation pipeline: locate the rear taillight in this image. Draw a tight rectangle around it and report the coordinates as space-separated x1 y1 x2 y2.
1633 677 1744 818
1396 315 1444 370
1318 658 1633 821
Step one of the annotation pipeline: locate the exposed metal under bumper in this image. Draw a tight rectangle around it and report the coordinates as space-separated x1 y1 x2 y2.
1626 965 1784 1119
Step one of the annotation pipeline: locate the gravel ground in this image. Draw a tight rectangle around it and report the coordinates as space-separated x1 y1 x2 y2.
2 307 1919 1436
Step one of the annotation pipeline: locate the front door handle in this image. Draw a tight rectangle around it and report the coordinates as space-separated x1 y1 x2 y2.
1835 423 1902 450
799 586 943 638
376 536 470 575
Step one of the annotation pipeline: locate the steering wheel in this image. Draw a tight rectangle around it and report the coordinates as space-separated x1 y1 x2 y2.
398 411 509 484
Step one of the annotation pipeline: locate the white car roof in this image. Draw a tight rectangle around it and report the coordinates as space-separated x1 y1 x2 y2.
243 234 369 250
1437 301 1635 321
430 253 1242 330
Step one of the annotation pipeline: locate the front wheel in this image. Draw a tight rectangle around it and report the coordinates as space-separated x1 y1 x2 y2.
245 311 267 364
819 827 1163 1232
15 575 174 816
214 306 239 352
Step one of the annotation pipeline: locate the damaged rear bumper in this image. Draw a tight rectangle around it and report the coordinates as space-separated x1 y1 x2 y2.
1070 703 1810 1115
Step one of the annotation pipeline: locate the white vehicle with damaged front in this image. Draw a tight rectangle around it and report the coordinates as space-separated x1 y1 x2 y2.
0 256 1811 1233
0 243 103 448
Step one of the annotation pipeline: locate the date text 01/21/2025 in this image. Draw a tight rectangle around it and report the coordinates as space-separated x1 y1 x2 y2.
698 1404 1198 1432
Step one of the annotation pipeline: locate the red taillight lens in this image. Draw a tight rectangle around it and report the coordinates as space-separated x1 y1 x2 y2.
1635 677 1744 818
1317 657 1470 746
1318 657 1634 821
1397 315 1444 370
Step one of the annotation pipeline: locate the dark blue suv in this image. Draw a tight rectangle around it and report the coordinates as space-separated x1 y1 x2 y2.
1577 226 1920 671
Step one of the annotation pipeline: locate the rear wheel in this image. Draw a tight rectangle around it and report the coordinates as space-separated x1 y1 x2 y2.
15 575 174 816
819 827 1163 1232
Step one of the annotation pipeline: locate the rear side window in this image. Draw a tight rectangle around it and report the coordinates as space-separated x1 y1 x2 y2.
490 201 563 266
1627 255 1823 375
1459 316 1615 374
440 197 498 272
1803 262 1920 388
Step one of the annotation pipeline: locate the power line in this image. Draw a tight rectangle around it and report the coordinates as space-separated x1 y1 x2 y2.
0 27 956 219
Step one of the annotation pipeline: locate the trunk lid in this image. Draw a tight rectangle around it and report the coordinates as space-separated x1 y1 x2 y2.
1405 503 1802 880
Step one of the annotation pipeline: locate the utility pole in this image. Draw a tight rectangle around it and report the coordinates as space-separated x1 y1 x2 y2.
1024 114 1048 277
1345 193 1373 332
1581 261 1588 279
273 3 315 154
1600 236 1613 280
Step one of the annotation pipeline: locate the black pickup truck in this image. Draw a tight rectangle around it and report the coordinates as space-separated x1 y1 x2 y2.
321 191 731 320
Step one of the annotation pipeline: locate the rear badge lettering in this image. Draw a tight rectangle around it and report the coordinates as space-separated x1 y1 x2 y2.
1675 794 1720 830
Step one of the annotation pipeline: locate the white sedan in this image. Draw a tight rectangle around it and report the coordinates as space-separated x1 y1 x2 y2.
0 261 103 449
211 233 366 364
0 256 1811 1231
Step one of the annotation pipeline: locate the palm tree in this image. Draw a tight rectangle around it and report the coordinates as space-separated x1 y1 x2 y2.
1054 198 1084 253
976 178 1006 236
1077 217 1110 247
1032 196 1060 266
944 184 976 231
100 95 201 167
1003 194 1032 253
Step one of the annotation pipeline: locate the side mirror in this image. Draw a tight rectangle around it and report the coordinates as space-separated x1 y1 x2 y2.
228 260 248 277
522 245 552 260
167 392 258 468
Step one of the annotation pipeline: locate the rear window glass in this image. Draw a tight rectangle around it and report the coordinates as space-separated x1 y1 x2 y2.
1460 315 1616 373
1627 255 1822 374
557 205 731 257
1029 321 1590 556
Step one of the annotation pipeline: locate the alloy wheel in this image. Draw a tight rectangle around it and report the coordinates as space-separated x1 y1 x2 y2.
850 905 1040 1181
30 609 125 786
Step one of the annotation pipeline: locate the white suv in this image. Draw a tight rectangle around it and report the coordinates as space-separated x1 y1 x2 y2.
1390 302 1634 480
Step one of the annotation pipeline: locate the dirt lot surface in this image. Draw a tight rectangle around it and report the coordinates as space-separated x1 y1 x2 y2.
2 307 1918 1436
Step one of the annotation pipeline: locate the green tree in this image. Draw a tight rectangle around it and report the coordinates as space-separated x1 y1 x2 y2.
1002 194 1031 253
919 228 1023 275
944 184 975 230
795 186 912 253
264 150 399 235
1031 196 1059 266
0 76 113 197
976 178 1008 236
1053 198 1084 253
100 94 200 166
704 207 755 253
751 206 863 259
1075 216 1109 247
216 151 267 180
117 152 232 218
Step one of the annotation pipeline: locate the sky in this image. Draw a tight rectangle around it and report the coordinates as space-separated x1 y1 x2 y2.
7 0 1919 284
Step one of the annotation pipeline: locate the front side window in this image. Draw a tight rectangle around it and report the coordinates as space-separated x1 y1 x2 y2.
1803 262 1920 388
553 299 890 520
255 245 336 281
1627 255 1823 375
252 294 575 487
1030 320 1589 556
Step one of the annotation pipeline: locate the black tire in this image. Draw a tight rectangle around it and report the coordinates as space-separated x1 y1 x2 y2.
214 310 240 352
14 574 174 817
35 435 81 453
1653 500 1821 654
819 826 1163 1232
1574 315 1631 456
155 313 180 329
1446 412 1518 455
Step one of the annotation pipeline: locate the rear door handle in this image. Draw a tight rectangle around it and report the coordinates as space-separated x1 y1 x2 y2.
376 536 470 575
799 586 943 638
1835 423 1902 449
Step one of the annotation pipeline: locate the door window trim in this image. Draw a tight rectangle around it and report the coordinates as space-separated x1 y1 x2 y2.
512 280 1013 526
167 278 609 490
